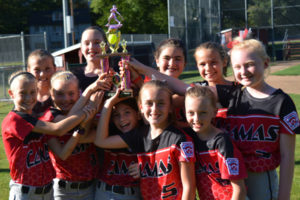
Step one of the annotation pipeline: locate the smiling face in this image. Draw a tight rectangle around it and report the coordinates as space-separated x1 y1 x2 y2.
139 86 171 129
195 48 226 85
9 78 37 114
156 46 185 78
51 79 80 114
81 29 105 63
231 48 267 89
185 96 216 135
27 56 56 92
112 103 140 133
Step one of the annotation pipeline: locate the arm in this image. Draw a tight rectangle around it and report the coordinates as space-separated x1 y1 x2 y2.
180 161 196 200
47 131 81 160
94 89 128 149
278 133 295 200
230 179 247 200
33 102 96 136
68 73 112 116
127 58 189 95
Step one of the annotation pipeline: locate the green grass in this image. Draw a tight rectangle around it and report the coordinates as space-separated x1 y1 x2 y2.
272 64 300 76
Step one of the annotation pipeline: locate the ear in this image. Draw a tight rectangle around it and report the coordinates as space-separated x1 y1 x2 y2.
263 57 270 69
8 89 14 99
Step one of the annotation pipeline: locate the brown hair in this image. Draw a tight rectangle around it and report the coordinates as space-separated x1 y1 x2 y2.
154 38 187 63
81 26 108 44
27 49 55 69
194 42 229 76
185 86 217 109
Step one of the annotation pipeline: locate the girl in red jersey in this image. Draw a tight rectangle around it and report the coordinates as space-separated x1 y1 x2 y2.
2 71 96 200
95 80 196 200
93 97 143 200
40 71 107 200
125 39 299 200
185 86 247 200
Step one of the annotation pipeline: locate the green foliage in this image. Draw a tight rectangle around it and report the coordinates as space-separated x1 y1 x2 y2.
90 0 168 34
248 0 271 27
272 65 300 76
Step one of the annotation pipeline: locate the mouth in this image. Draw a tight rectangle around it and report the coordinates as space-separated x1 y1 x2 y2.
167 67 178 72
120 122 130 129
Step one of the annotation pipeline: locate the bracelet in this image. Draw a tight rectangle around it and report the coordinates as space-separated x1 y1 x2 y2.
132 76 142 84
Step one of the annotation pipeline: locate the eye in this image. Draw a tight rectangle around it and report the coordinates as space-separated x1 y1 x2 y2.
198 62 205 67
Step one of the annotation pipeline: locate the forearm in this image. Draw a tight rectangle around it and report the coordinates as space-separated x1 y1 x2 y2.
94 102 112 147
231 180 246 200
57 132 80 160
180 162 196 200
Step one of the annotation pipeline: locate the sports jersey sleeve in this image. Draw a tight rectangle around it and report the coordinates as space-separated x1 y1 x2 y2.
4 111 38 140
279 94 300 135
214 133 247 180
174 128 196 163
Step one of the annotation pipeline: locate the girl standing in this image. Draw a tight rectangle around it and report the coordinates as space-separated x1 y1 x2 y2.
27 49 56 117
93 97 143 200
185 86 247 200
2 71 95 200
94 81 196 200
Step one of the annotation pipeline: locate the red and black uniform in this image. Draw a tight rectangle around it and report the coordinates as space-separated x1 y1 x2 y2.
32 97 53 118
217 84 300 172
120 125 195 200
2 110 55 186
190 130 247 200
40 108 97 181
97 147 139 187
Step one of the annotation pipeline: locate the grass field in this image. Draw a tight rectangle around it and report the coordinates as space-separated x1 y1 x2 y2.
0 65 300 199
272 64 300 76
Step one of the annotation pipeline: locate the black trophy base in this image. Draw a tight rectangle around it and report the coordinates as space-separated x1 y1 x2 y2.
105 89 133 98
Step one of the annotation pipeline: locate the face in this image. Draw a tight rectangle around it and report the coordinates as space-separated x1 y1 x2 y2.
195 49 226 85
156 47 185 78
51 79 80 114
81 29 104 63
9 79 37 114
112 103 140 133
231 49 267 89
28 56 56 91
185 96 216 135
140 87 171 129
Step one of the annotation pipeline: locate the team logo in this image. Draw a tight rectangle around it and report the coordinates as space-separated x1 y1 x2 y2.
180 142 194 158
225 158 239 175
284 111 299 131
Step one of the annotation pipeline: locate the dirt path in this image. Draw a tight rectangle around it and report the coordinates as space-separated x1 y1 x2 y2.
266 60 300 94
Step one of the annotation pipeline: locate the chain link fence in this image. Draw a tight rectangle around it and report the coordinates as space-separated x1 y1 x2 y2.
0 33 47 100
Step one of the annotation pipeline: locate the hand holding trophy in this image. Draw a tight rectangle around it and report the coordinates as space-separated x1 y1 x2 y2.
98 5 133 97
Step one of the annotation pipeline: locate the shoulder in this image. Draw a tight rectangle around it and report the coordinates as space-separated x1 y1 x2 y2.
208 132 235 157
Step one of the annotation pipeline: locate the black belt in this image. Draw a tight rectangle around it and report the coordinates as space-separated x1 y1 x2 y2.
58 180 94 190
21 182 53 194
97 181 135 195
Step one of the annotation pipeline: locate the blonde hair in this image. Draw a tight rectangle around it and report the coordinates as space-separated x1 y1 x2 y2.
50 71 79 87
8 71 36 88
231 39 270 61
185 86 217 108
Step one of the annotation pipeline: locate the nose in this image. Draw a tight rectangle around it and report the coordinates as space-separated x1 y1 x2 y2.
169 58 175 66
39 70 45 77
240 65 248 75
151 103 158 112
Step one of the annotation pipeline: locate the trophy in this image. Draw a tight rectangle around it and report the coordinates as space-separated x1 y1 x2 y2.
98 5 132 97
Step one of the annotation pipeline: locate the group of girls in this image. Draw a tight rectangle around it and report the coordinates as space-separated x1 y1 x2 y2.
2 24 299 200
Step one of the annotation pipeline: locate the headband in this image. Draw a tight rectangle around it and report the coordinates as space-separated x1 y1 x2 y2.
9 72 34 86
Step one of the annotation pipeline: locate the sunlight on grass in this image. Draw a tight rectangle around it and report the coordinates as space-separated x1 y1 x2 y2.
272 64 300 76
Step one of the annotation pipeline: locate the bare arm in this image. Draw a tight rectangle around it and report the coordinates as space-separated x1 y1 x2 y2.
230 179 247 200
180 161 196 200
47 131 81 160
127 58 189 95
94 89 128 149
278 133 295 200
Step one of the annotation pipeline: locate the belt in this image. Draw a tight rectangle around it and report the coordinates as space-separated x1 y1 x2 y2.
58 180 94 190
21 182 53 194
97 181 135 195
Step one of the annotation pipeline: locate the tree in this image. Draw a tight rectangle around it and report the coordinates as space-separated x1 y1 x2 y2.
89 0 168 33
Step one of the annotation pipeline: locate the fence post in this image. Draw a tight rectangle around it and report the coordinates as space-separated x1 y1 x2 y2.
20 32 26 70
2 71 6 98
44 32 48 50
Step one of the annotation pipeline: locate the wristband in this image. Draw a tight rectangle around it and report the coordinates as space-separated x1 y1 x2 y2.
132 75 142 84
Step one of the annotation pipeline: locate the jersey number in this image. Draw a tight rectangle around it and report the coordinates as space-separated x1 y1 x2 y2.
162 183 177 198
